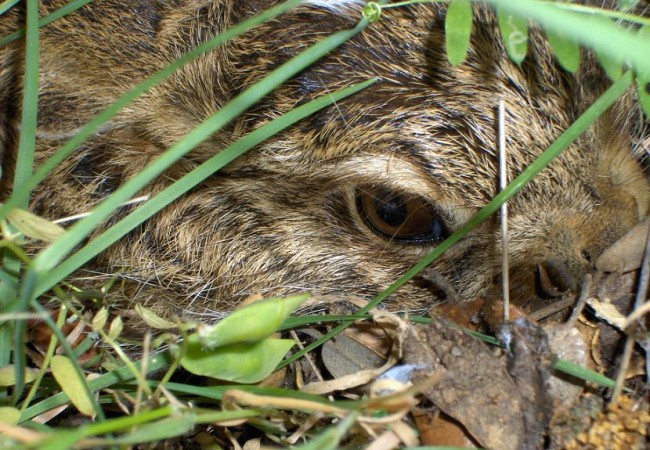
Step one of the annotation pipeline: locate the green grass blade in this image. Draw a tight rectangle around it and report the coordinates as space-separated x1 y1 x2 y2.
0 0 306 220
636 26 650 117
12 0 39 198
19 351 173 422
6 0 38 405
553 359 615 388
34 79 376 295
0 0 19 16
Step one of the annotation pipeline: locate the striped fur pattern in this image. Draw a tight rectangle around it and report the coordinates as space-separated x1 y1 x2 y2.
0 1 648 321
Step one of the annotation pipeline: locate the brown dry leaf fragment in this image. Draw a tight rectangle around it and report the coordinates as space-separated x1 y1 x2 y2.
545 325 587 409
434 298 485 329
412 407 479 448
586 298 627 330
321 325 390 379
587 270 644 371
403 316 524 450
502 319 554 449
596 217 649 274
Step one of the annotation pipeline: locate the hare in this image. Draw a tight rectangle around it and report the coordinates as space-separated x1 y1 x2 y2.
0 0 648 321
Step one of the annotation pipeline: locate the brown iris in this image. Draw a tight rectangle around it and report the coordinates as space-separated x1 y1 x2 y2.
357 187 448 243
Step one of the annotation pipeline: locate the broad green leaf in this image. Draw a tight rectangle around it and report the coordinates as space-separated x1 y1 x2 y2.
637 26 650 118
50 355 95 417
91 307 108 332
445 0 473 66
618 0 639 10
181 335 295 383
5 207 65 242
590 16 623 80
496 5 528 64
546 29 580 73
0 406 20 425
197 293 309 348
108 316 123 340
0 365 38 386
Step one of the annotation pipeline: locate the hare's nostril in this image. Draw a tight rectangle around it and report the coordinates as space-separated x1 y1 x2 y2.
536 259 578 298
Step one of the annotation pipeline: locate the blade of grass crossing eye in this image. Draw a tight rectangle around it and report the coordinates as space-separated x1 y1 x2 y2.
546 29 580 73
280 71 634 369
445 0 473 66
0 0 95 46
637 26 650 118
34 79 376 296
496 3 528 64
0 0 306 221
0 0 19 15
31 20 371 275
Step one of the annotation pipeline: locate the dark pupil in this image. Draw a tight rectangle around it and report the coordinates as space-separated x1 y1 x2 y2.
375 195 407 227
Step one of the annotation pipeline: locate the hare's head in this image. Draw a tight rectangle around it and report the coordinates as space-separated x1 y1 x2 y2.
166 1 647 313
3 0 648 317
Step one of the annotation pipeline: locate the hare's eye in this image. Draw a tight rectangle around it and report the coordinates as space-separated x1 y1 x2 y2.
356 188 449 243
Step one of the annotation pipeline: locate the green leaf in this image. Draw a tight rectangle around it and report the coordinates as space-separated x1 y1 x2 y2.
445 0 473 66
181 335 295 383
590 15 623 80
496 4 528 64
618 0 639 10
108 316 123 340
637 26 650 118
50 355 96 417
91 307 108 332
135 304 178 330
5 208 65 242
0 365 38 386
546 29 580 73
0 406 20 425
197 293 309 348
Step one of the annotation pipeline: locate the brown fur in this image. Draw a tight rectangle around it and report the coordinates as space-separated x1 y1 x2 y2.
1 1 648 320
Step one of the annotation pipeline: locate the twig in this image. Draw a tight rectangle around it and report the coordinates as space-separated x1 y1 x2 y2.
498 99 510 322
611 221 650 401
